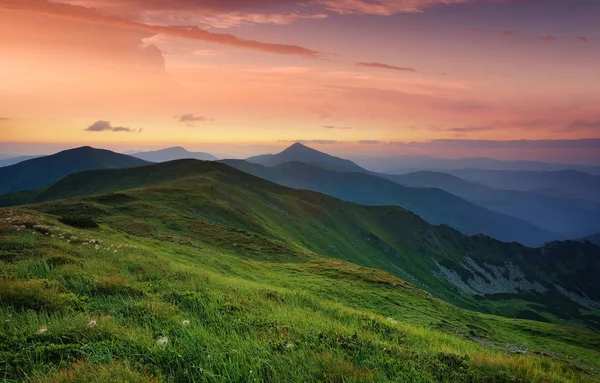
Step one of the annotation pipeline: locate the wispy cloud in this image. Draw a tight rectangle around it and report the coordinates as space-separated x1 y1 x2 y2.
357 62 417 72
0 117 10 121
177 114 214 123
6 0 324 58
85 121 142 133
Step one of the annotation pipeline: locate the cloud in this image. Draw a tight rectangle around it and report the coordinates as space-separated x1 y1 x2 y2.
6 0 324 58
501 30 518 37
357 62 417 72
541 35 558 41
85 120 141 133
429 126 500 133
576 36 589 42
177 114 214 123
278 139 342 144
358 140 383 145
55 0 495 19
566 120 600 131
0 117 10 121
323 125 353 130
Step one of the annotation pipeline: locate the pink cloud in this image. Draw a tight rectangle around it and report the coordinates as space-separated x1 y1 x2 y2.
4 0 324 58
357 62 417 72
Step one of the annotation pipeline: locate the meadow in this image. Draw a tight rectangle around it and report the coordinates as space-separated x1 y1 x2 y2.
1 207 599 382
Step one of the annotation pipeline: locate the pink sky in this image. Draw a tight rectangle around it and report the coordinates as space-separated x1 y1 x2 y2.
1 0 599 162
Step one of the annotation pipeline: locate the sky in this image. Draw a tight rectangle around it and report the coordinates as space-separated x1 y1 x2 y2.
1 0 600 163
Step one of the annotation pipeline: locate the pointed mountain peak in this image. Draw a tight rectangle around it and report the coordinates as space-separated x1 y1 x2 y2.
283 142 319 154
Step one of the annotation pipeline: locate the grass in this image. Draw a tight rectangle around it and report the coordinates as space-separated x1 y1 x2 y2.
1 209 599 382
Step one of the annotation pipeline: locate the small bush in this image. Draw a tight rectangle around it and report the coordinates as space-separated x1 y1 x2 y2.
58 216 99 229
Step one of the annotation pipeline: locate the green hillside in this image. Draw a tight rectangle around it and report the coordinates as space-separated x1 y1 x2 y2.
2 183 600 381
3 160 599 329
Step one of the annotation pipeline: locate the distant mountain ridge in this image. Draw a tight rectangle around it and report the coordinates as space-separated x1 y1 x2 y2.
132 146 217 162
0 146 149 195
383 171 600 236
221 159 557 246
359 155 600 173
247 142 366 173
0 155 43 168
445 169 600 203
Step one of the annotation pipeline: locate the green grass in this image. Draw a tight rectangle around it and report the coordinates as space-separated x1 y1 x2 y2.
10 160 598 331
1 209 599 382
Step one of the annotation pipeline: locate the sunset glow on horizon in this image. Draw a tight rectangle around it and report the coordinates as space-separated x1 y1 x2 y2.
1 0 600 163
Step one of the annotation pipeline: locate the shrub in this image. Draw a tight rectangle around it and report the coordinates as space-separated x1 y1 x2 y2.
58 216 99 229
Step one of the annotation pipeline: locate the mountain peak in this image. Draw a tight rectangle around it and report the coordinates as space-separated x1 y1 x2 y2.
165 146 189 152
282 142 322 155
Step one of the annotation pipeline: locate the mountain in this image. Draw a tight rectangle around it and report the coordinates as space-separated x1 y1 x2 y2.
383 171 600 236
2 169 599 382
445 169 600 203
4 159 599 331
0 155 43 167
219 160 557 246
584 234 600 245
132 146 217 162
362 155 600 173
0 146 150 195
247 142 366 173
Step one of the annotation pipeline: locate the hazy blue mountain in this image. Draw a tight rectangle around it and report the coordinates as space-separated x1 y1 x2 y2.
247 143 366 173
0 155 43 167
0 146 149 195
444 169 600 203
132 146 217 162
360 155 600 173
383 171 600 236
221 159 557 246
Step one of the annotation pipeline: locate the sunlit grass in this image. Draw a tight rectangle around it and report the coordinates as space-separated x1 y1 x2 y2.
0 209 599 382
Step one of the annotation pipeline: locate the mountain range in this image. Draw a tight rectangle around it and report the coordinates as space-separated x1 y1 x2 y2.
439 169 600 204
358 155 600 174
222 160 557 246
6 158 600 327
383 171 600 236
131 146 217 162
4 144 599 246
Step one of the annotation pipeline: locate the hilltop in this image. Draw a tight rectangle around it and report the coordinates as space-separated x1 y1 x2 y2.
247 142 366 173
132 146 217 162
0 147 149 195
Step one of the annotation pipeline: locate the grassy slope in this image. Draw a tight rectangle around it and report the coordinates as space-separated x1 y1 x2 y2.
1 208 600 382
2 160 599 330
